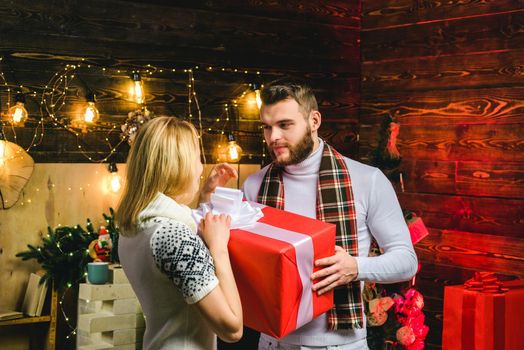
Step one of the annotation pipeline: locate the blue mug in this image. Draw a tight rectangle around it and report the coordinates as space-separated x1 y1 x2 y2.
87 262 109 284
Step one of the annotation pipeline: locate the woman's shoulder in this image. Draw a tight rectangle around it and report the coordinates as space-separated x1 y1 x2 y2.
149 217 198 241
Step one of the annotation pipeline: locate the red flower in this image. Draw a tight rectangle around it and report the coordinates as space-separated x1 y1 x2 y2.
406 338 425 350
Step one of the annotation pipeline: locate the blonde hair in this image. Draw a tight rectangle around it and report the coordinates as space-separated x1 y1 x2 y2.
116 116 199 236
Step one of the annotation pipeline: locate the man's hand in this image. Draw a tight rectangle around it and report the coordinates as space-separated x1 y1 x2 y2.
311 245 358 295
199 163 238 203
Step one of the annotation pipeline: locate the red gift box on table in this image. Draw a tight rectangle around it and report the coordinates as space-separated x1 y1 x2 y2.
406 215 428 245
442 274 524 350
228 203 336 339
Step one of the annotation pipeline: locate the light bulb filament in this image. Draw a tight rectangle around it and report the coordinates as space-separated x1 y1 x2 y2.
83 102 99 123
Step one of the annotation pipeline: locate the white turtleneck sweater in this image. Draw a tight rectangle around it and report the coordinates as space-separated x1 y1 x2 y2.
119 193 219 350
242 139 418 348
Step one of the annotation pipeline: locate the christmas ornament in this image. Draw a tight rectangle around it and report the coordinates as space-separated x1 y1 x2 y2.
120 108 154 145
88 226 112 262
0 134 34 209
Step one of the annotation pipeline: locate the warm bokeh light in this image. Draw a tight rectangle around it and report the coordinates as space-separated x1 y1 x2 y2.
8 102 28 126
130 73 145 104
83 102 99 123
107 162 122 193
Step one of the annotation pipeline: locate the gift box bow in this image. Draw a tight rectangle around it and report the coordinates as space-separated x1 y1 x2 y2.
464 271 508 294
193 187 320 331
192 187 264 228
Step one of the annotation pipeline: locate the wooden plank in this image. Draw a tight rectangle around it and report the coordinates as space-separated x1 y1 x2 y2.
5 51 361 78
361 11 524 62
415 228 524 277
396 159 524 199
384 123 524 162
360 123 524 162
123 0 360 27
361 86 524 125
398 159 456 194
363 0 524 29
456 161 524 198
0 1 359 64
362 49 524 91
398 192 524 237
1 34 357 73
319 124 359 158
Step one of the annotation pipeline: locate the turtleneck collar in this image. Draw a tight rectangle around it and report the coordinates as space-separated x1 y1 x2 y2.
283 138 324 176
137 192 197 232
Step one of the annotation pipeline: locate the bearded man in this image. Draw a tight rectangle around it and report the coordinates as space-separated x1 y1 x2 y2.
206 79 418 350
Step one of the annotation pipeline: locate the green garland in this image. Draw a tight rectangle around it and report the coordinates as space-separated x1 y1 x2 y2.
16 208 119 293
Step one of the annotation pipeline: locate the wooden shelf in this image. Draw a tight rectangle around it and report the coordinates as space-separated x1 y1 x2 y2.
0 315 51 326
0 284 57 350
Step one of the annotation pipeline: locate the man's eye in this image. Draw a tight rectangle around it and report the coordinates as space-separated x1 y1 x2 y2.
261 125 271 130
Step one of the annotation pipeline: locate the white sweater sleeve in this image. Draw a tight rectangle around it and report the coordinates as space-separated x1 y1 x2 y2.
354 169 418 283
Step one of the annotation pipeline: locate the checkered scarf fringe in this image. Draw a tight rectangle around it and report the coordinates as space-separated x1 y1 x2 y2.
257 143 364 330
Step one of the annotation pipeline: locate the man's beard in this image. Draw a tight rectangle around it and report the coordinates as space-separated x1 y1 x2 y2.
269 126 314 166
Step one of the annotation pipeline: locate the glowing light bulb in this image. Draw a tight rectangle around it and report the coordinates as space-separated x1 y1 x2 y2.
84 101 99 123
8 94 29 125
130 73 145 104
108 162 122 193
226 133 242 163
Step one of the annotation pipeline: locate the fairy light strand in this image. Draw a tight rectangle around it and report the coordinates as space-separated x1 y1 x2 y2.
2 58 270 164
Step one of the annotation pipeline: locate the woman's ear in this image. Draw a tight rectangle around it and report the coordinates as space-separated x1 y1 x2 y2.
309 110 321 132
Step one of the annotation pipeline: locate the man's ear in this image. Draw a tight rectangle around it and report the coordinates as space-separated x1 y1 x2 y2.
309 110 321 132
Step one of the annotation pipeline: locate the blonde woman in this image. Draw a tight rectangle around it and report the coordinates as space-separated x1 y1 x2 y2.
117 116 242 350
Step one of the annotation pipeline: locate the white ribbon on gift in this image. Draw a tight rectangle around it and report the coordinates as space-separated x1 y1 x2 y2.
192 187 264 228
192 187 315 329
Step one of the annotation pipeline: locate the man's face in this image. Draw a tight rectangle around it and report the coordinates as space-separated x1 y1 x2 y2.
260 98 316 166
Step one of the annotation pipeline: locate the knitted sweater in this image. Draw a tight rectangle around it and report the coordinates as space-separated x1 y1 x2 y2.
119 193 219 350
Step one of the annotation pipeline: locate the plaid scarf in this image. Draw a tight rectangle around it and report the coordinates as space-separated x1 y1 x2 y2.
257 143 364 330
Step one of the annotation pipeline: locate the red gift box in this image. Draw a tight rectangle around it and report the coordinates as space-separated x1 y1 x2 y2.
442 280 524 350
407 216 428 245
228 204 336 339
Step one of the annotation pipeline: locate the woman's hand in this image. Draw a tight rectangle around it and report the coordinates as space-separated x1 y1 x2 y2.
199 212 232 252
196 211 243 343
199 163 238 203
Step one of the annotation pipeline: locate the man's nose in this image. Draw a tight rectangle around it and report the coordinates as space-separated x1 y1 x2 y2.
268 128 282 143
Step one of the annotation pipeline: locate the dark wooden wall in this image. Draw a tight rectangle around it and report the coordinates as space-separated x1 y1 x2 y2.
0 0 360 164
0 2 360 348
360 1 524 349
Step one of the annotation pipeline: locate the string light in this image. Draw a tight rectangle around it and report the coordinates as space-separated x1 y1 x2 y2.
252 82 263 110
83 92 99 123
1 58 270 165
8 93 29 126
226 133 243 163
107 162 122 193
130 73 145 104
216 132 243 163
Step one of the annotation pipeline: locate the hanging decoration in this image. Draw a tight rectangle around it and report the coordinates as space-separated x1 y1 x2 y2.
369 114 402 181
216 132 243 163
106 162 123 193
0 129 35 209
129 72 145 104
120 107 155 145
7 93 29 126
1 55 272 165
